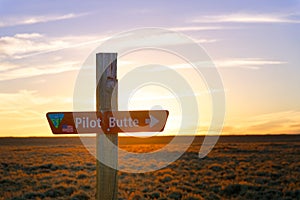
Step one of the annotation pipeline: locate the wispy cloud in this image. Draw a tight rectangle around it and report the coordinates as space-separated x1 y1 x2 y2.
0 33 68 59
135 58 286 71
215 58 287 69
170 26 224 32
195 39 219 43
0 33 108 81
0 29 221 81
222 110 300 135
0 60 79 81
246 111 300 134
0 90 72 135
0 13 88 28
0 33 108 60
192 13 300 24
123 89 227 102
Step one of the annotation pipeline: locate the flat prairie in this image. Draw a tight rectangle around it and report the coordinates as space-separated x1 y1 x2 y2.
0 135 299 200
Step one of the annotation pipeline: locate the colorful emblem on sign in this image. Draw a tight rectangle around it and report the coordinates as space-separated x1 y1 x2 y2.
48 113 64 128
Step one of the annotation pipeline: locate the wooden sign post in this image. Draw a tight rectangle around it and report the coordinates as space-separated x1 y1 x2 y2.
96 53 118 200
45 53 169 200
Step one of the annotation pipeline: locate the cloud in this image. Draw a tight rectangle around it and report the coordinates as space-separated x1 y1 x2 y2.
195 39 219 43
214 58 287 69
0 33 107 60
0 90 72 136
223 111 300 135
13 33 43 39
134 58 286 72
0 90 71 113
0 13 88 28
168 26 222 43
0 60 79 81
246 111 300 134
192 13 300 24
290 123 300 128
0 62 18 71
0 33 68 59
170 26 224 32
0 33 108 81
124 89 226 102
0 29 219 81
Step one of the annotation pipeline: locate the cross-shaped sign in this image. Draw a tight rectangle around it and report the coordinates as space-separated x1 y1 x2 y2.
46 53 169 200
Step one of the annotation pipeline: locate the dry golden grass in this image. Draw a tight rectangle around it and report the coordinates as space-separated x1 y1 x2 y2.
0 136 299 199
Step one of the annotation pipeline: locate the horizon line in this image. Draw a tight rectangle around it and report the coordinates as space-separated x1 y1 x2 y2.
1 133 300 139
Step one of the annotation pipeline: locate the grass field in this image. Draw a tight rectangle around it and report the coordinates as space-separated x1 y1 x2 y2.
0 136 299 200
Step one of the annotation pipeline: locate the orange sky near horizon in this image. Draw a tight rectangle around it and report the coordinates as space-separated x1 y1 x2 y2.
1 1 300 137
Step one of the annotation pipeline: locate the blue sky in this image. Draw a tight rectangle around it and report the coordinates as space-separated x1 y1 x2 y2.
0 0 300 136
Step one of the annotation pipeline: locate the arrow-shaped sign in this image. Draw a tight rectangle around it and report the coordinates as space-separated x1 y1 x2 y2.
46 110 169 134
145 115 160 128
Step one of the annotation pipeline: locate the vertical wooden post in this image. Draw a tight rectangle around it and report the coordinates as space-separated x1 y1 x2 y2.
96 53 118 200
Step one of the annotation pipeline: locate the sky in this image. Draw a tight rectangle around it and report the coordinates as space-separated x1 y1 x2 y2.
0 0 300 137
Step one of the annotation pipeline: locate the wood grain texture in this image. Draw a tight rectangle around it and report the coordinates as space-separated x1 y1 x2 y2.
96 53 118 200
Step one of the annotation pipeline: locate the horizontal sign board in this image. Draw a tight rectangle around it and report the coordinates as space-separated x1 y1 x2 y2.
46 110 169 134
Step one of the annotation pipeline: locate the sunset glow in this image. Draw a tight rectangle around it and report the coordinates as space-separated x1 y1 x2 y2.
0 0 300 137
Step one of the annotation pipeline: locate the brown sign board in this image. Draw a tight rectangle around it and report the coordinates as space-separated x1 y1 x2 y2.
46 110 169 134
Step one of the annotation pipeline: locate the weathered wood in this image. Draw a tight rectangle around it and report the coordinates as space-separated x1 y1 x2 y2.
96 53 118 200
